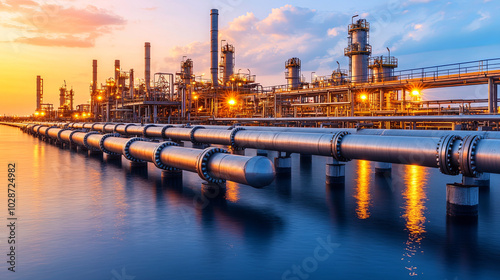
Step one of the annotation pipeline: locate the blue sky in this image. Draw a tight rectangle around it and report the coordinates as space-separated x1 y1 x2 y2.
0 0 499 114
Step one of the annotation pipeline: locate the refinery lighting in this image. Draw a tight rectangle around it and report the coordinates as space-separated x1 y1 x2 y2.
228 98 236 106
360 94 367 101
97 96 103 101
412 89 421 96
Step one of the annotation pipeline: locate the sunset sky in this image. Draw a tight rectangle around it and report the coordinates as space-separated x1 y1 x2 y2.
0 0 498 115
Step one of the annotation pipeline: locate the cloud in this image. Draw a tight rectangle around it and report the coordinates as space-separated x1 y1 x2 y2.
465 11 490 31
163 1 500 85
0 2 126 47
15 35 95 47
164 5 350 82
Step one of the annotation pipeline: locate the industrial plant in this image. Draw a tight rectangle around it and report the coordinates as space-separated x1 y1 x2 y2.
33 9 500 130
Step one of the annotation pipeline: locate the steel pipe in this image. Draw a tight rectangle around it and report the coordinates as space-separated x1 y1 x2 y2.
25 126 275 187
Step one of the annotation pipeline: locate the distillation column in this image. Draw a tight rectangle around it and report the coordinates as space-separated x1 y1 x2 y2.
220 43 235 85
344 18 371 83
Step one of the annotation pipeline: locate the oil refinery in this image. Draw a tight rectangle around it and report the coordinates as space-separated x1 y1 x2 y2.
32 9 499 130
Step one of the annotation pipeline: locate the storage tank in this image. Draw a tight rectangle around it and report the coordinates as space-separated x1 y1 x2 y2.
344 18 371 83
368 55 398 82
285 57 301 89
220 43 235 84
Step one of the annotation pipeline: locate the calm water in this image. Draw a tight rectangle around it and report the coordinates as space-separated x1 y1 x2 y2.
1 125 500 280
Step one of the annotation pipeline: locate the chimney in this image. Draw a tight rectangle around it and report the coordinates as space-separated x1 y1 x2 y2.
36 75 42 111
129 69 134 99
92 60 97 94
114 60 120 83
145 42 151 99
210 9 219 87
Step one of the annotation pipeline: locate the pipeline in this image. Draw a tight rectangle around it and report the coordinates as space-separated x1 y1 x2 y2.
21 124 275 188
21 122 500 177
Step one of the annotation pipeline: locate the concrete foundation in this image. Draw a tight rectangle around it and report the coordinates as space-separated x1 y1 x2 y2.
375 162 391 175
326 158 345 185
274 156 292 174
446 182 479 217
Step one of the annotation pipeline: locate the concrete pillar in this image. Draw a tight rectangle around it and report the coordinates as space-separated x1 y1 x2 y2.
256 149 268 156
274 154 292 174
446 177 479 217
326 158 345 185
375 162 391 176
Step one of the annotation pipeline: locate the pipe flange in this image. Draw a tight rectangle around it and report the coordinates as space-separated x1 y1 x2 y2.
102 122 113 133
190 126 205 144
123 124 137 135
152 141 180 170
57 129 70 143
83 131 101 151
436 134 461 175
196 147 228 184
45 126 57 137
142 124 156 138
230 127 245 151
331 131 351 162
36 125 44 135
113 123 125 133
459 135 482 177
123 137 147 162
68 130 82 144
99 133 121 155
160 125 174 140
90 123 99 131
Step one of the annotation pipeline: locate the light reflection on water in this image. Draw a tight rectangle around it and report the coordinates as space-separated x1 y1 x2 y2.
402 165 428 276
355 160 372 219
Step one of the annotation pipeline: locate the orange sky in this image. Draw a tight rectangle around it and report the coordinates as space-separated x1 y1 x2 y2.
1 0 498 116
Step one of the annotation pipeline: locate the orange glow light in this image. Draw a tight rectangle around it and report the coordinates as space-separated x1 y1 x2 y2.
360 94 367 101
228 98 236 106
97 96 103 101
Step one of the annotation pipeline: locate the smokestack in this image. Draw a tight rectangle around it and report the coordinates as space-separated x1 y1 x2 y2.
36 75 42 111
114 60 120 83
129 69 134 99
92 60 97 94
145 42 151 99
210 9 219 87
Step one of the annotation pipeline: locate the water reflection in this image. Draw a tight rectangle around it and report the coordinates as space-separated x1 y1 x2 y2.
401 165 428 276
354 160 372 219
225 181 240 203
